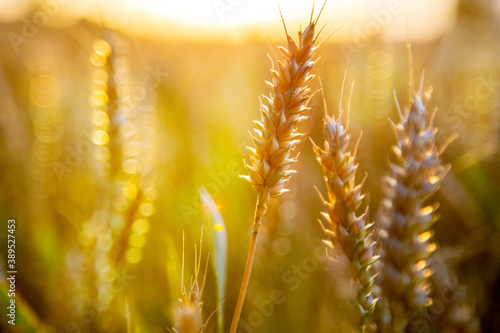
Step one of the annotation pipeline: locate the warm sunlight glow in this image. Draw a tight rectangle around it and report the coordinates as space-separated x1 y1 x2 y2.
114 0 458 41
0 0 458 42
123 0 303 26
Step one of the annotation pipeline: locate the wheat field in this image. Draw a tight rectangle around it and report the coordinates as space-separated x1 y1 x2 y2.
0 1 499 332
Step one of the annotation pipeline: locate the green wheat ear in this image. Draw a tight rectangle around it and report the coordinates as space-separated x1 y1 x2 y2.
200 187 227 333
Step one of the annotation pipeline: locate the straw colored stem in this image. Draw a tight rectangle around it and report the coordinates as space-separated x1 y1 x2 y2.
229 192 268 333
229 231 258 333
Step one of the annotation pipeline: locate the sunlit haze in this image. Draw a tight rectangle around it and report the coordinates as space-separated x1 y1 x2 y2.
0 0 458 42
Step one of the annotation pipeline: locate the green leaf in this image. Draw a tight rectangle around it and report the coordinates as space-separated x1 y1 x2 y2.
199 187 227 333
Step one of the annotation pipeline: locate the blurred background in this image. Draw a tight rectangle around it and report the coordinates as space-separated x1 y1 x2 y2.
0 0 499 332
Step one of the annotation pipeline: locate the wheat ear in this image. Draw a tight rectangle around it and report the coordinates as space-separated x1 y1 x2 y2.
313 78 379 332
230 4 324 332
378 70 450 331
173 231 213 333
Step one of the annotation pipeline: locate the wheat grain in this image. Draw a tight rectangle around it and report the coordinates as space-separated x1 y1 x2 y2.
313 78 379 332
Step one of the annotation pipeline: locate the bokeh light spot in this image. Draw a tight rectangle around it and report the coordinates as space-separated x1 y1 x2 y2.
129 233 146 248
139 202 155 216
93 130 109 146
93 111 110 127
123 183 138 200
91 91 108 106
93 39 111 57
132 219 150 234
126 248 143 264
91 53 107 67
93 68 109 84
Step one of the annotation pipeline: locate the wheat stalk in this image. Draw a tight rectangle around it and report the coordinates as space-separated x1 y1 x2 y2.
230 4 325 332
313 78 379 332
378 66 450 331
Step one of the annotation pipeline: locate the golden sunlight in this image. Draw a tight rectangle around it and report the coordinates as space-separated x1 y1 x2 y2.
0 0 458 42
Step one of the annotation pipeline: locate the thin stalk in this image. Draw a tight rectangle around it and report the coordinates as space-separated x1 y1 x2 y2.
229 231 258 333
229 193 268 333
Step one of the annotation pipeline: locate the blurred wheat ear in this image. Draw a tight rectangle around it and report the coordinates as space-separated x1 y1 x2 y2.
230 3 326 332
377 56 451 331
172 229 215 333
85 34 157 329
312 77 379 332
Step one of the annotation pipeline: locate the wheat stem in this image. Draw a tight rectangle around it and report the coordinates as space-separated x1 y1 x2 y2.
229 231 259 333
229 189 268 333
229 232 258 333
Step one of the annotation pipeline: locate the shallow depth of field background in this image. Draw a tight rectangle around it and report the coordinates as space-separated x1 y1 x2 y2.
0 0 500 332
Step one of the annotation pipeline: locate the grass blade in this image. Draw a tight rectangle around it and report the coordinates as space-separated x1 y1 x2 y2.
199 187 227 333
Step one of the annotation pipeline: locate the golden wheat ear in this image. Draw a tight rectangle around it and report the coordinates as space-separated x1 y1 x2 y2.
241 0 325 220
378 64 451 332
231 3 327 333
313 76 379 332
